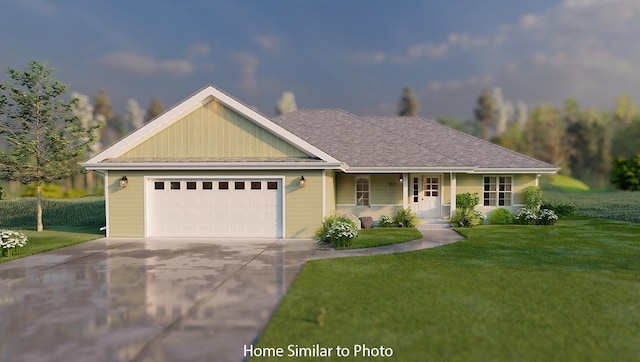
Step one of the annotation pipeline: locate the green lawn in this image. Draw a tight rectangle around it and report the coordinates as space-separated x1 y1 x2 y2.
254 218 640 361
0 226 103 263
340 227 423 250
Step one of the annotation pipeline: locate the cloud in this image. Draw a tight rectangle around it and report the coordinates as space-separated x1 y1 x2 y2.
185 42 211 58
254 35 281 55
347 30 508 65
232 52 260 94
99 52 195 76
426 75 494 93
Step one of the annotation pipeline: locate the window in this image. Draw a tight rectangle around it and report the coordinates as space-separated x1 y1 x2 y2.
413 177 419 203
423 177 439 197
186 182 197 190
251 181 261 190
170 182 180 190
356 176 370 206
267 181 278 190
235 181 245 190
203 181 213 190
483 176 512 206
154 182 165 190
219 181 229 190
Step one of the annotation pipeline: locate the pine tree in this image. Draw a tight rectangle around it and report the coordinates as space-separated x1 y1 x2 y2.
0 61 98 231
398 87 419 116
93 88 113 120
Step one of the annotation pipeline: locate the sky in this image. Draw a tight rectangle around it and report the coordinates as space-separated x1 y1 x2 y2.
1 0 639 120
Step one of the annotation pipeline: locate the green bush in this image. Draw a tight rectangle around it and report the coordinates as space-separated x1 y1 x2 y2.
65 188 89 198
610 154 640 191
314 215 358 244
524 186 543 211
378 215 397 228
450 208 485 228
489 208 514 225
541 199 577 217
0 197 105 229
0 187 5 200
393 208 419 228
456 192 480 209
21 183 65 199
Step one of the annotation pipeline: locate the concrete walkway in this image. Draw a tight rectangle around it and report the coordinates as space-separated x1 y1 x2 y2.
311 223 464 259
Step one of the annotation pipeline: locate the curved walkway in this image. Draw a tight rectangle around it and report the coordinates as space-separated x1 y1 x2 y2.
311 224 464 259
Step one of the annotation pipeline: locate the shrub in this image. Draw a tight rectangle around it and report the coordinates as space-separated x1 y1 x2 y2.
524 186 543 212
489 208 514 225
378 215 397 228
450 208 485 228
514 208 538 225
314 215 358 245
538 209 559 225
456 192 480 209
21 183 65 199
610 154 640 191
0 197 105 229
65 188 89 198
326 220 358 247
541 199 577 217
0 230 28 257
393 208 419 228
0 186 6 200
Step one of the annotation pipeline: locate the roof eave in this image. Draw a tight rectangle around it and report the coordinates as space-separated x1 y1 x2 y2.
81 161 343 171
340 166 559 174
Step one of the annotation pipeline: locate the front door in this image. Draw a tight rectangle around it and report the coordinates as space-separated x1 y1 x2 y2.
412 175 442 218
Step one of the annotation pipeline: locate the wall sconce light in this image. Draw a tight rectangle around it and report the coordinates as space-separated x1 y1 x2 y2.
299 176 306 188
399 175 403 183
119 176 128 188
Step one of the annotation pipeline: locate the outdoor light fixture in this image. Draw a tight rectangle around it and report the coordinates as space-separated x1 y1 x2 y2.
299 176 306 188
399 175 403 183
119 176 128 188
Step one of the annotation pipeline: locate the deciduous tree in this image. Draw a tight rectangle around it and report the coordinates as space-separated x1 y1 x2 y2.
0 61 98 231
146 96 165 122
474 87 494 140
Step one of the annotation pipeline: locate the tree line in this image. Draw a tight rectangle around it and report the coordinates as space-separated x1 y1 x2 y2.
398 86 640 190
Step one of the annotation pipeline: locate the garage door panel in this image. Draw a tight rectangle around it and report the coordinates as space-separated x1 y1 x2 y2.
148 179 282 237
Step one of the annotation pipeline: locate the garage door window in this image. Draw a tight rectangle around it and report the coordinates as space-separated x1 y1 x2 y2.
235 181 245 190
186 182 197 190
154 182 164 190
251 181 261 190
268 181 278 190
170 182 180 190
203 181 213 190
219 181 229 190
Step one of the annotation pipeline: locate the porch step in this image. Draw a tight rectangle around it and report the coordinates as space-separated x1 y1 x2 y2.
418 219 451 229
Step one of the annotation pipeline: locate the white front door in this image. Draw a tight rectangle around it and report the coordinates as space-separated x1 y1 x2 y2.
412 175 442 218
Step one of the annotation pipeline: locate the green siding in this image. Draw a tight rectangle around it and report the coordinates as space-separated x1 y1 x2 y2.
336 173 355 204
108 172 145 237
122 99 310 159
325 170 336 216
107 169 323 239
371 174 403 204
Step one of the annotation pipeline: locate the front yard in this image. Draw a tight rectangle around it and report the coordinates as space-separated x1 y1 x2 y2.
255 218 640 361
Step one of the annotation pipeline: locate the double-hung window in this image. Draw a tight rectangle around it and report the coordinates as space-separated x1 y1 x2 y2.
483 176 512 206
356 176 370 206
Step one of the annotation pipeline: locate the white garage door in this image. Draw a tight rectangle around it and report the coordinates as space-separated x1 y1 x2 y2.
147 179 283 237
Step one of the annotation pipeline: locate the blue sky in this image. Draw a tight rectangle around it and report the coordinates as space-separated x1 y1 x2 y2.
1 0 639 119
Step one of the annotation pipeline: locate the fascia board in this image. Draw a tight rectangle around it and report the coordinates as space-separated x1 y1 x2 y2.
85 85 340 165
343 167 475 173
468 168 559 174
81 162 343 171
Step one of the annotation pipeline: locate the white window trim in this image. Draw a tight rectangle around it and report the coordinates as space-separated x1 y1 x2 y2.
482 175 514 207
355 175 371 206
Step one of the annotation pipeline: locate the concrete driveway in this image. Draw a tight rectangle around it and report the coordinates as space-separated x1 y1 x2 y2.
0 237 316 362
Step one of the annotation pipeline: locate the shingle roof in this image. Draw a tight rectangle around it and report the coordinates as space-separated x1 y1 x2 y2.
272 109 555 170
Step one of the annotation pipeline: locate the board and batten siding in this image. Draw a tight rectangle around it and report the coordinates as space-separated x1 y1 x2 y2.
324 170 336 216
107 170 323 238
121 99 310 159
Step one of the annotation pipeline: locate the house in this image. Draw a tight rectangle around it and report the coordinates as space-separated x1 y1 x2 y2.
82 85 557 238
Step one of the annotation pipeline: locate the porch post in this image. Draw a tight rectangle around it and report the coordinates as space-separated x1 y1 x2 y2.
402 173 409 208
450 172 457 217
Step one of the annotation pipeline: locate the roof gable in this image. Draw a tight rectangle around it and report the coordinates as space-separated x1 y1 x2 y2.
84 86 340 168
121 98 309 159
